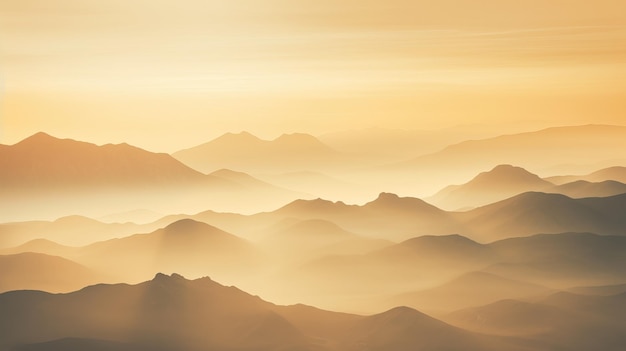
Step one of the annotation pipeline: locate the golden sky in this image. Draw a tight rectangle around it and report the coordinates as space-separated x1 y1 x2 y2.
1 0 626 151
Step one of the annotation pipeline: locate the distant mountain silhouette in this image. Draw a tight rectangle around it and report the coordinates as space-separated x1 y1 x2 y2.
170 190 626 244
271 192 459 241
0 133 307 222
0 132 217 190
547 166 626 184
391 124 626 186
551 180 626 198
0 239 76 258
0 273 533 351
0 252 103 293
428 164 554 209
429 164 626 210
0 216 148 248
173 132 342 173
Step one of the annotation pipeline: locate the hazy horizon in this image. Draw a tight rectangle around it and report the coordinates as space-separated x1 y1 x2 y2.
2 0 626 151
1 2 625 351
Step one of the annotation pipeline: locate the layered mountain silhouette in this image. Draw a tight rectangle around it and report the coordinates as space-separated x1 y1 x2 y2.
0 133 306 222
149 190 626 244
547 166 626 184
429 164 626 210
390 125 626 190
287 232 626 312
173 132 343 173
0 132 213 190
269 192 460 241
4 125 626 350
0 215 148 248
0 273 537 351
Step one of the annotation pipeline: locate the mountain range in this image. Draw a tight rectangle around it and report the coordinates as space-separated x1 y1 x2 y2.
382 124 626 195
0 273 542 351
0 133 307 222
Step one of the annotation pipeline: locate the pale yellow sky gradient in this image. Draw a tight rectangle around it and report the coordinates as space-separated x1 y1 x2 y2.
1 0 626 151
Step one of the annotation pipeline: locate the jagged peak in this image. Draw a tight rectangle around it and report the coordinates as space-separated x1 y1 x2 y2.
152 272 187 282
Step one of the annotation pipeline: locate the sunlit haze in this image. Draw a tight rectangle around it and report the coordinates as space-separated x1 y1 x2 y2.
2 0 626 151
1 2 626 351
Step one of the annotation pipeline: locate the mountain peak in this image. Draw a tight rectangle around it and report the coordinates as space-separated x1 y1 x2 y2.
15 132 64 146
220 131 262 141
372 305 434 324
163 218 217 233
376 192 400 201
278 197 349 214
479 164 545 181
152 272 187 282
